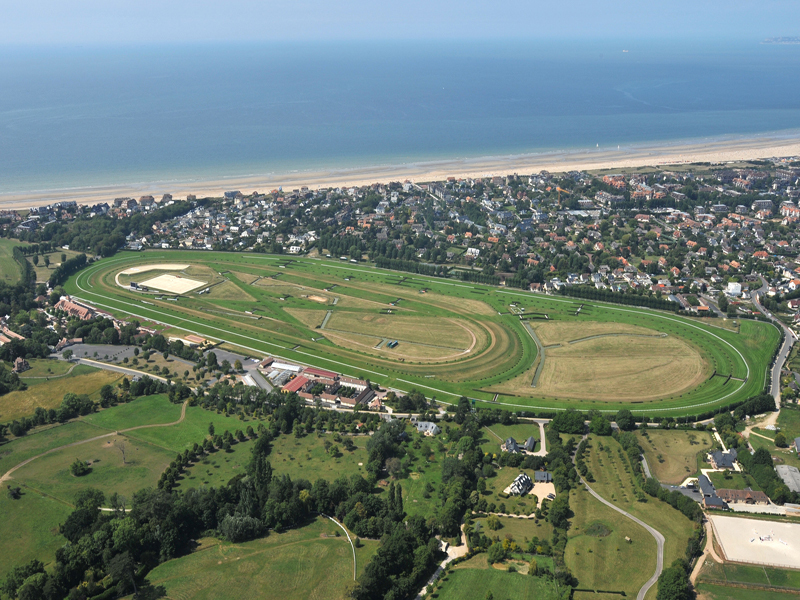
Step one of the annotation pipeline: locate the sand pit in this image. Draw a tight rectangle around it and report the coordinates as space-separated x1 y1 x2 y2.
119 264 189 276
710 515 800 568
140 274 206 294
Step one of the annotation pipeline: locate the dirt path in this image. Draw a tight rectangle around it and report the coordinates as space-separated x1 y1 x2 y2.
0 400 189 486
690 520 723 585
20 363 78 380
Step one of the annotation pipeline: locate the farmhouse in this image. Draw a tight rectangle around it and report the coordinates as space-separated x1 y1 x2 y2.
708 448 738 470
414 421 440 436
501 437 520 453
716 489 769 505
508 473 533 496
698 474 729 510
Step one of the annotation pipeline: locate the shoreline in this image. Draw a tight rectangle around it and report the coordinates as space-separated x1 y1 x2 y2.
2 133 799 209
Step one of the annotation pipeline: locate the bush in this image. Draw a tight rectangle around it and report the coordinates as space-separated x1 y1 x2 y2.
70 458 90 477
218 514 266 543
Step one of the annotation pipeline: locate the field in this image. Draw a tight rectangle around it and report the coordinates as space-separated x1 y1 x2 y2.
583 435 698 599
0 238 23 283
565 484 655 598
26 247 85 283
638 429 714 484
0 364 123 423
436 562 563 600
708 471 761 491
145 517 379 600
698 560 800 590
61 250 779 415
696 583 800 599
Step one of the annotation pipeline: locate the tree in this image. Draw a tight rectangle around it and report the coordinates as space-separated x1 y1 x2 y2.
62 349 73 360
108 551 138 594
208 422 215 437
43 255 50 268
615 409 636 431
61 253 67 263
486 542 506 564
385 457 402 478
590 414 612 436
115 439 128 464
234 359 243 371
551 409 585 434
32 255 38 266
70 458 90 476
486 515 502 530
775 432 788 448
656 563 691 600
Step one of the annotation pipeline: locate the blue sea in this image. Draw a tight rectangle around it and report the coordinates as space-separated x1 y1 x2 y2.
0 39 799 194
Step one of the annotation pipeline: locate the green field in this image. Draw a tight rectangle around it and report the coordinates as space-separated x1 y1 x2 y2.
145 517 378 600
638 429 714 485
435 564 564 600
62 250 779 415
565 484 655 598
583 435 698 600
708 471 762 491
0 238 22 283
696 582 800 599
0 364 123 423
699 560 800 589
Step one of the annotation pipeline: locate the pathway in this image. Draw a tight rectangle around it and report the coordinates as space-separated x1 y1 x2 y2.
321 514 357 580
414 523 469 599
0 400 189 486
689 520 722 585
580 477 665 600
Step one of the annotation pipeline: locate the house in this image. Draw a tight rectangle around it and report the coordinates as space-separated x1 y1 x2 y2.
534 471 553 483
697 474 729 509
508 473 533 496
716 489 769 505
54 296 95 320
708 448 738 470
415 421 440 436
12 357 30 373
501 437 520 453
524 436 536 452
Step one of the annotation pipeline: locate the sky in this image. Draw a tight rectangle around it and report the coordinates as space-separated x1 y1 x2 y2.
1 0 798 44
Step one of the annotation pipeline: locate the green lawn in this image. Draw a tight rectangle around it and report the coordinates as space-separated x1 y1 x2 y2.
0 238 22 283
695 583 800 599
565 484 655 598
708 471 761 491
483 467 549 515
146 517 378 600
0 365 123 423
584 434 698 599
0 492 71 581
82 394 181 430
637 428 713 485
434 566 563 600
6 358 75 379
482 423 540 455
473 515 553 546
699 560 800 589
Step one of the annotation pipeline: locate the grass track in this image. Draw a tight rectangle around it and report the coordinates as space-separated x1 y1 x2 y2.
65 250 779 415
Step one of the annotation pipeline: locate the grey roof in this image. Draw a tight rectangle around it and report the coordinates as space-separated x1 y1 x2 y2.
524 436 536 452
705 496 728 509
534 471 552 482
509 473 533 495
710 448 738 469
777 465 800 493
698 474 716 497
504 437 520 453
415 421 440 434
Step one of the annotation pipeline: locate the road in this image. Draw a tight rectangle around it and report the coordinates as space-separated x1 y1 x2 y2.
751 275 796 403
580 477 665 600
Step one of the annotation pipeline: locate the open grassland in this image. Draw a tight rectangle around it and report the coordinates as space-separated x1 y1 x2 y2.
0 238 22 283
435 566 563 600
638 429 714 484
473 514 554 544
585 435 698 584
696 583 800 600
0 365 122 423
708 471 762 491
482 422 540 453
0 421 104 476
565 484 655 598
12 358 76 379
699 560 800 589
12 433 173 501
0 492 71 581
483 467 549 514
82 394 181 430
25 247 84 283
63 250 778 415
145 517 378 600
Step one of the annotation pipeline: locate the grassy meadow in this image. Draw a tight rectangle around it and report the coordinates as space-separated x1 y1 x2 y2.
638 428 713 484
434 563 563 600
145 517 378 600
0 238 22 283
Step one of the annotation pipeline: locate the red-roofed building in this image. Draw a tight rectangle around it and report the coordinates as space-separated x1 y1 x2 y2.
304 367 337 379
282 376 309 394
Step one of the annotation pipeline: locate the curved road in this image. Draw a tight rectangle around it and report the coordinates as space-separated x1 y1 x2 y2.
580 477 665 600
751 275 796 403
0 400 189 486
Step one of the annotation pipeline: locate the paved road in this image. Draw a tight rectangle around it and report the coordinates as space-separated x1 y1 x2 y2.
751 275 796 403
581 477 665 600
75 357 170 382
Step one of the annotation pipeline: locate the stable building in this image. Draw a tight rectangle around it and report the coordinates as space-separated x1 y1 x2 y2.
716 489 769 505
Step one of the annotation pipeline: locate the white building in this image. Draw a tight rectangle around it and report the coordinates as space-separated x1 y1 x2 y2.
726 282 742 297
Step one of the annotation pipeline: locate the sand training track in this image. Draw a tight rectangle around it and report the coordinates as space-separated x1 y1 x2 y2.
119 263 190 276
710 514 800 569
140 274 206 294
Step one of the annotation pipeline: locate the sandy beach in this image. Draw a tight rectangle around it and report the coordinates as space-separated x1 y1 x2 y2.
2 134 799 209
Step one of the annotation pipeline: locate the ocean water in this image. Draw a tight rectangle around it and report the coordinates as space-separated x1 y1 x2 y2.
0 40 799 193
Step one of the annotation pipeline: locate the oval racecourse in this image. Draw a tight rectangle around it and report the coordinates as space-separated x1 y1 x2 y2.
64 250 780 416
